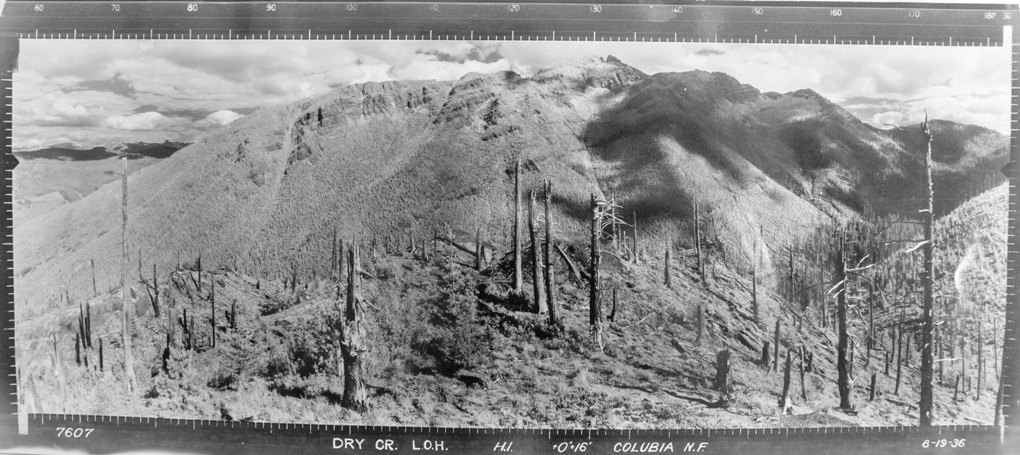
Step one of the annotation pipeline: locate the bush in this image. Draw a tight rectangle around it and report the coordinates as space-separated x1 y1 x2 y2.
287 314 336 378
408 273 490 375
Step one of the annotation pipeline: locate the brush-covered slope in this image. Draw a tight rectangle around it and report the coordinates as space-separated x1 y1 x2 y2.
14 57 1005 319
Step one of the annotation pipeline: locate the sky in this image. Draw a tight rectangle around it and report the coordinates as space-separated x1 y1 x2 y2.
13 39 1010 150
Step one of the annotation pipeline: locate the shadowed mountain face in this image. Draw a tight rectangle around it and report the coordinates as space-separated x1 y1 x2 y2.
14 57 1006 316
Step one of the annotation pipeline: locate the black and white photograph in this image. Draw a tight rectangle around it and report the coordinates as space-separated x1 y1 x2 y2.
11 39 1011 429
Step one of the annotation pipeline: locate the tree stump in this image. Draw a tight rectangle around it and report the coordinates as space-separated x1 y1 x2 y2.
713 350 732 404
779 349 793 410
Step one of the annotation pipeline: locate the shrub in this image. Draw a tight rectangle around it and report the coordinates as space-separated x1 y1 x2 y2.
408 273 490 375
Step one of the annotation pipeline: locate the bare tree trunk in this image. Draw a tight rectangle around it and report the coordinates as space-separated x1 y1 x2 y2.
869 289 875 352
120 157 137 393
91 258 97 296
780 349 792 410
609 287 618 323
513 157 523 296
761 341 771 369
977 320 983 400
870 372 877 401
788 247 794 305
589 194 604 352
529 191 547 314
835 235 851 411
920 116 936 427
819 251 826 328
694 202 703 279
210 278 216 348
714 350 732 404
632 211 639 264
475 229 482 271
773 320 781 373
556 244 585 284
545 182 557 326
896 330 904 395
799 346 807 400
339 243 368 411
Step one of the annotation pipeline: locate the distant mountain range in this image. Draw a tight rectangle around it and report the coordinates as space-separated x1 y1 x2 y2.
14 56 1008 315
13 140 190 161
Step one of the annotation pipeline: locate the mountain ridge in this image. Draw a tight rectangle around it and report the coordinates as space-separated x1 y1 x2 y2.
14 56 1007 318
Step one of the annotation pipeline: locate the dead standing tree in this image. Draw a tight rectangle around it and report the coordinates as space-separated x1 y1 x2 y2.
919 115 936 428
120 157 137 393
512 157 524 300
338 242 368 411
589 193 605 352
529 190 547 314
833 229 852 412
694 202 704 280
543 181 559 327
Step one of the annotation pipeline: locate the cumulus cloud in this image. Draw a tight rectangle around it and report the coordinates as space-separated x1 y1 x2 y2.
196 110 243 127
102 111 182 130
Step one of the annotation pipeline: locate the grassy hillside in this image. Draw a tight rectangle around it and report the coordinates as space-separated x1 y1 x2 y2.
15 222 1000 427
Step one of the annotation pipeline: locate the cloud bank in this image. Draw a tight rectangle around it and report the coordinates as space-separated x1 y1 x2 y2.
13 40 1009 149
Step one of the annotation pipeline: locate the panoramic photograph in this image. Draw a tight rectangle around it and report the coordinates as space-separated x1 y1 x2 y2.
11 40 1011 428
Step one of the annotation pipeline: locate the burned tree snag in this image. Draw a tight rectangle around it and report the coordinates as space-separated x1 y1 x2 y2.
513 157 523 297
609 287 618 323
773 321 781 373
694 202 703 279
761 341 771 369
632 211 639 264
529 190 547 314
788 247 794 305
475 229 482 271
589 194 604 352
919 116 936 427
885 350 891 376
799 346 807 401
556 244 586 284
870 373 878 401
977 321 983 400
210 279 216 348
780 349 792 410
339 242 368 411
835 234 852 411
714 350 732 404
230 299 237 331
544 181 558 327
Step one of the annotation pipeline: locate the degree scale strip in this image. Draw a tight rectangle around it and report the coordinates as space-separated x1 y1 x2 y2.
0 2 1018 454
